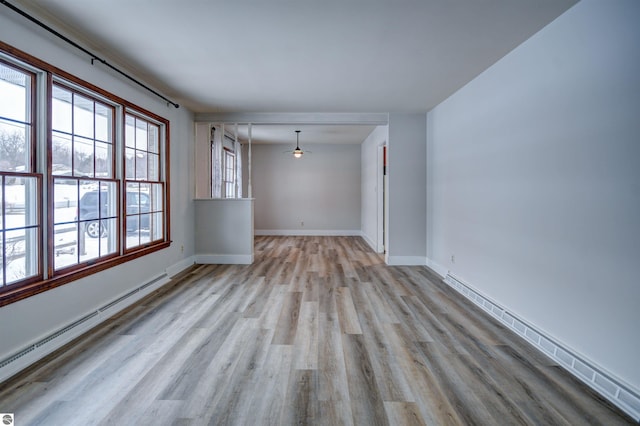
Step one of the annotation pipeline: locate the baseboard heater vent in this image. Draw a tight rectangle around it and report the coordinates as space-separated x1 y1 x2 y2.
0 273 169 382
444 273 640 422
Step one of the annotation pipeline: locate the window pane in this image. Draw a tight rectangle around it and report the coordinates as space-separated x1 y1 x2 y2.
2 177 34 222
151 212 163 241
138 213 151 245
51 131 71 175
5 227 39 285
1 173 41 287
0 63 32 172
126 182 140 216
148 124 159 153
54 223 78 270
52 85 72 134
125 148 136 179
135 151 147 180
97 181 118 219
54 179 118 270
150 183 163 213
73 136 94 177
95 103 112 142
78 215 118 259
135 119 147 150
125 114 135 148
0 62 29 123
95 141 112 177
0 119 30 172
53 178 78 226
148 153 159 181
125 216 140 249
73 93 94 139
12 176 39 227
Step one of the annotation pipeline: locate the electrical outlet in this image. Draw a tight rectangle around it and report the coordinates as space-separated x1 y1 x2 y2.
451 254 455 263
301 221 304 227
180 245 184 253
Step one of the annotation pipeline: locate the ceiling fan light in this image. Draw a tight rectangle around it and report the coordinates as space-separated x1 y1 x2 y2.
293 130 304 158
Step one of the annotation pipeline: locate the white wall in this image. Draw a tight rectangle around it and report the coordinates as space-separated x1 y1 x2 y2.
427 0 640 391
387 114 427 264
252 143 361 234
360 126 387 251
0 9 195 360
195 199 254 264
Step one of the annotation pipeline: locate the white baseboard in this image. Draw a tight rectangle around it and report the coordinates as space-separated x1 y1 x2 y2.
361 232 379 253
255 229 361 236
0 255 197 385
166 256 195 277
386 256 427 266
195 254 253 264
426 258 448 278
0 272 173 384
440 272 640 422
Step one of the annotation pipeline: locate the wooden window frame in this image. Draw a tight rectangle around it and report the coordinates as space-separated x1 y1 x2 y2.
0 41 171 307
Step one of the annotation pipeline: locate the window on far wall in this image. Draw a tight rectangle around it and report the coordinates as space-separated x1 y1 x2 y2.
211 126 242 199
0 42 170 307
223 148 235 198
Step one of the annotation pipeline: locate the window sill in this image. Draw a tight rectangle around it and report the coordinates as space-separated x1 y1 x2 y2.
0 241 171 307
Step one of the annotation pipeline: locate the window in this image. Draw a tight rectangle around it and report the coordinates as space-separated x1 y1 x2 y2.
210 125 242 198
0 60 41 288
125 113 165 250
51 83 117 270
223 149 235 198
0 43 170 306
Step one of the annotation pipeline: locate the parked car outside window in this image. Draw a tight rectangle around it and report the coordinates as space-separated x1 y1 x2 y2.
78 190 150 238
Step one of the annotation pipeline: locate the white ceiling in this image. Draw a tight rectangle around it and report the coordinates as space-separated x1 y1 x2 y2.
12 0 577 143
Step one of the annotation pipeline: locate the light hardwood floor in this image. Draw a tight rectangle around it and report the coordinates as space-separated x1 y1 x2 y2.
0 236 634 425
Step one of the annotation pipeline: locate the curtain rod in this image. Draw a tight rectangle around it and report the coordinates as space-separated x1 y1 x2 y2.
0 0 180 109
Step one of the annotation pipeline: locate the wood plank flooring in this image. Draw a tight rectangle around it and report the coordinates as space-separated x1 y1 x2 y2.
0 236 634 425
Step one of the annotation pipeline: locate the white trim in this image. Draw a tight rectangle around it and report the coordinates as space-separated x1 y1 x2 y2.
0 267 183 383
386 256 427 266
194 112 389 125
441 272 640 422
425 258 448 278
361 232 378 253
0 254 196 384
165 256 195 278
255 229 361 237
195 254 254 264
377 142 386 254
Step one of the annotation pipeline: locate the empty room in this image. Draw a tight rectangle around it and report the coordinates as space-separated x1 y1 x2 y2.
0 0 638 424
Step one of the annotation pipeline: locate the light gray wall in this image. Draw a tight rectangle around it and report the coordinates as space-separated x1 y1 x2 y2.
360 125 387 250
387 113 427 264
427 0 640 389
0 9 195 359
252 143 361 233
195 199 253 263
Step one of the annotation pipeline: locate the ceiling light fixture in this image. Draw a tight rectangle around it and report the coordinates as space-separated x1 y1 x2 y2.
293 130 304 158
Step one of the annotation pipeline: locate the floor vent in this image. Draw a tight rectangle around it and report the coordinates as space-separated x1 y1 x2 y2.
0 273 169 383
444 273 640 422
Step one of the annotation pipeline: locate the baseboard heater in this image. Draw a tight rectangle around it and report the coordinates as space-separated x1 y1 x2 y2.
0 273 169 383
443 272 640 422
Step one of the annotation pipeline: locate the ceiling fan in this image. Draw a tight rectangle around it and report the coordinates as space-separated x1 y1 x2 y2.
288 130 311 158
